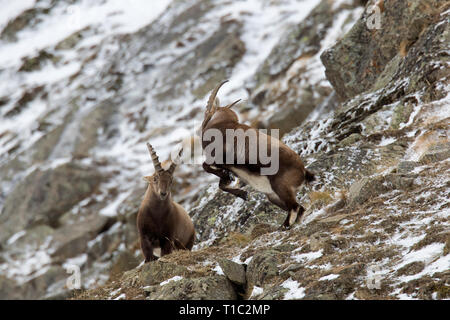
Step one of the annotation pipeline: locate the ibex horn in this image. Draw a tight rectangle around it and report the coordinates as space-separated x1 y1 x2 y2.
206 80 228 113
225 99 241 109
168 147 183 175
146 142 163 173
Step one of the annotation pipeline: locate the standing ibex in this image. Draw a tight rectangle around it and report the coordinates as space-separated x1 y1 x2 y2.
137 143 195 262
201 81 315 229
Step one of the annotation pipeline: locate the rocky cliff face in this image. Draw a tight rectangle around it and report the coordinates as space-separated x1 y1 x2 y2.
0 0 448 300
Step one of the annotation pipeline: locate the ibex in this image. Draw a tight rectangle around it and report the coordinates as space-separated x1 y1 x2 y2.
137 143 195 262
201 81 315 229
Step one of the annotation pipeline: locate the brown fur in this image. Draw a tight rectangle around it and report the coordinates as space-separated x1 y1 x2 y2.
137 146 195 262
201 81 315 229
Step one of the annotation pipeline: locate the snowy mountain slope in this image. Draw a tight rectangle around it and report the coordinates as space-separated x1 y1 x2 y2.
0 0 362 299
0 0 448 300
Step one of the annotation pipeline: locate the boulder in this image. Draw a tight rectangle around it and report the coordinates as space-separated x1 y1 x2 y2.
419 142 450 164
73 100 119 158
0 163 103 245
246 250 280 288
396 262 425 276
109 251 140 278
321 0 443 100
126 260 194 287
149 275 237 300
253 0 362 86
49 214 111 260
218 259 246 286
0 265 67 300
348 173 415 206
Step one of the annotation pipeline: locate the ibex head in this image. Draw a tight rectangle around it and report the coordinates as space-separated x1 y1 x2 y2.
202 80 241 129
144 143 183 200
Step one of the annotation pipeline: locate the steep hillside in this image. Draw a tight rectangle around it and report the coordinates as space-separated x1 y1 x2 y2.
0 0 448 300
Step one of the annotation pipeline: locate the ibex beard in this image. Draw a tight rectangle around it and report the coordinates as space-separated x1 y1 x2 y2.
201 80 315 229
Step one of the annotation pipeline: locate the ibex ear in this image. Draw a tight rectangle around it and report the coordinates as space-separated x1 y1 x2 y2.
143 176 152 182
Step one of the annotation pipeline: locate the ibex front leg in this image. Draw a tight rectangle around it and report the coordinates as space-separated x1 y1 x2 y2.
202 163 248 200
140 235 158 262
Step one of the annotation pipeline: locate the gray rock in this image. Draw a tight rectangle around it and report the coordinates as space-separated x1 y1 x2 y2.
109 251 140 278
87 224 124 261
390 103 414 129
18 50 60 73
22 266 67 300
128 260 194 287
0 163 103 245
253 0 361 86
279 263 303 277
265 88 318 137
246 250 280 288
73 100 119 158
4 225 54 254
0 3 57 42
117 186 146 246
396 261 425 276
218 259 246 286
50 214 111 260
347 173 415 206
348 176 385 205
339 133 363 147
396 161 419 174
321 0 443 100
419 142 450 164
139 11 245 102
4 85 45 118
0 265 67 300
190 186 284 242
149 275 237 300
190 20 246 99
258 285 288 300
55 27 92 50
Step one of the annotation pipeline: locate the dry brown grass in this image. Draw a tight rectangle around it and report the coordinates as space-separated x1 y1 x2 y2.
399 40 410 58
309 191 333 205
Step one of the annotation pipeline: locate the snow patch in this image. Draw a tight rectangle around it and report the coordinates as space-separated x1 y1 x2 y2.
160 275 183 286
281 278 306 300
319 274 339 281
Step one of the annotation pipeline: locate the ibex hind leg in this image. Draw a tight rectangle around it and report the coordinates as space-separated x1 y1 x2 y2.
280 205 304 229
270 179 303 229
267 193 288 211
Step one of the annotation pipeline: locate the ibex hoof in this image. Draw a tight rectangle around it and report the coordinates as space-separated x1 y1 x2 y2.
280 216 294 230
279 223 290 231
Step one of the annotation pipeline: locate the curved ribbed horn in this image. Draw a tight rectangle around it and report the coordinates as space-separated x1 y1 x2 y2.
206 80 228 112
225 99 241 109
146 142 163 173
168 148 183 175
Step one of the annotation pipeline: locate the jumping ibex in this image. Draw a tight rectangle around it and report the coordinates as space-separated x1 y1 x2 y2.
201 81 315 229
137 143 195 262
